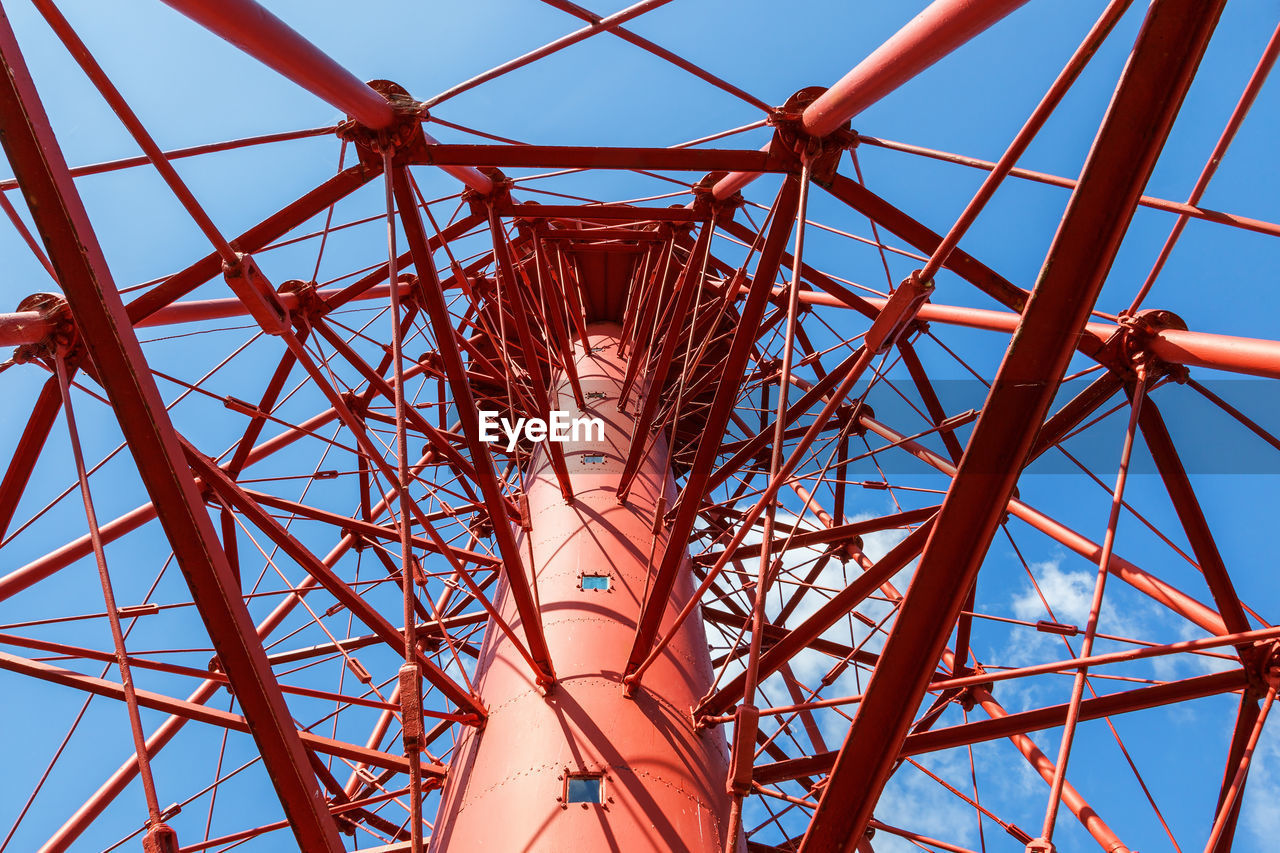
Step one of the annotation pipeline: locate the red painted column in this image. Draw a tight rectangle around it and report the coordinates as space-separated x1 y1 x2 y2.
430 323 733 851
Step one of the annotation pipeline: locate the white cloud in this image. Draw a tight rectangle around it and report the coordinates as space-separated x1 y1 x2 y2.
1011 559 1094 626
1241 707 1280 850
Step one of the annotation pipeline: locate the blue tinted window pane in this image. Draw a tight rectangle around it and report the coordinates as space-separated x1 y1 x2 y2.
581 575 610 591
566 775 602 803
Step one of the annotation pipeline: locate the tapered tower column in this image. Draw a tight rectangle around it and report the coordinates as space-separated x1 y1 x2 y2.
430 323 733 851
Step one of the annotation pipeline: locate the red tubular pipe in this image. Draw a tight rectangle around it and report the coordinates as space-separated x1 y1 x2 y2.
0 310 50 346
801 0 1034 138
420 128 495 194
796 290 1280 380
1148 328 1280 381
158 0 395 130
711 0 1032 200
6 284 1277 383
7 288 1278 381
157 1 495 193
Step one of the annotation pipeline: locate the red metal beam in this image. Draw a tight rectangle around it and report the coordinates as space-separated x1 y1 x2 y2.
0 649 444 778
158 0 395 129
156 0 493 193
803 0 1033 137
819 172 1030 313
0 375 62 541
791 290 1280 380
126 162 380 322
624 177 801 679
1138 400 1254 639
0 408 338 603
43 455 437 850
1209 692 1263 852
0 13 343 847
185 447 487 721
695 521 934 719
799 1 1227 847
756 669 1247 784
711 0 1033 200
615 222 713 497
391 165 557 684
418 143 788 172
500 201 704 222
860 414 1230 637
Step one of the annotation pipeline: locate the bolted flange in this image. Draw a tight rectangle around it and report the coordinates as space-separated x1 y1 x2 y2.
11 292 76 364
337 79 430 164
1100 308 1190 383
769 86 858 188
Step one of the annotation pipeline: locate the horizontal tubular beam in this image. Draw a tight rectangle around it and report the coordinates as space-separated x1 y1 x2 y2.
793 291 1280 380
754 669 1247 784
498 202 705 222
0 649 445 777
417 143 790 172
6 280 437 345
712 0 1032 199
804 0 1033 136
11 288 1279 380
158 0 395 129
909 669 1246 756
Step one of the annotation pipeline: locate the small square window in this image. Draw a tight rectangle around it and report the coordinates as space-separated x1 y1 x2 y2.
566 773 603 804
580 574 610 592
582 453 605 464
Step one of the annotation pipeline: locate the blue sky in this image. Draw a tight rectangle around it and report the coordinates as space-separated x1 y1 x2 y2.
1 1 1278 851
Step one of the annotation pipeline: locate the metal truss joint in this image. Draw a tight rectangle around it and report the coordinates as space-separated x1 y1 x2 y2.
690 176 743 221
10 292 77 365
141 822 180 853
278 277 327 321
769 86 857 187
337 79 428 163
1102 308 1191 384
222 252 290 335
468 169 515 211
1244 639 1280 695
